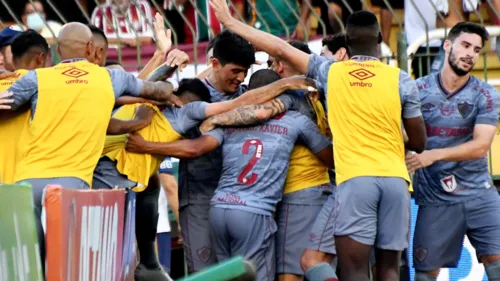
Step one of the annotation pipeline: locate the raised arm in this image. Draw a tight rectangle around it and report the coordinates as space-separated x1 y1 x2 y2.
204 76 315 117
400 72 426 153
125 133 220 158
0 71 38 111
209 0 311 74
106 105 154 135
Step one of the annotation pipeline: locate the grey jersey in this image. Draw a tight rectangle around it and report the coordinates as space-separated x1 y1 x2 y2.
7 58 143 117
414 73 500 205
205 111 331 216
177 80 246 207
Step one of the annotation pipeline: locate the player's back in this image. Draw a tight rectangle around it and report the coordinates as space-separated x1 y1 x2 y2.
414 73 499 204
208 111 327 215
326 59 409 185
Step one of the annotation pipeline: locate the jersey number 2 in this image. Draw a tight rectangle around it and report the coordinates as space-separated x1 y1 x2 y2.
237 139 264 185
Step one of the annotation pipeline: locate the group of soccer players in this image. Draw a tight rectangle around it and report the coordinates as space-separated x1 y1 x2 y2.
1 0 500 280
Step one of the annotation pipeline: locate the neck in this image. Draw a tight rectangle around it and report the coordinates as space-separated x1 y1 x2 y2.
349 45 378 58
207 72 227 95
440 63 470 92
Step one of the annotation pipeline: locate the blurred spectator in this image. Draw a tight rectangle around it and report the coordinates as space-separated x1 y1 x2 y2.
0 52 4 71
404 0 441 78
434 0 480 28
294 0 362 41
0 26 22 72
371 0 403 45
12 1 63 40
91 0 154 46
251 0 299 37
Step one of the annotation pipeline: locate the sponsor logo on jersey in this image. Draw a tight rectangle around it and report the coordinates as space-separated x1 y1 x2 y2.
348 68 375 87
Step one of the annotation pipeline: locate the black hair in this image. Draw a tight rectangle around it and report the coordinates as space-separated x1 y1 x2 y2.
87 24 108 46
288 40 311 54
206 33 220 55
11 29 49 61
23 0 44 14
177 78 211 102
447 22 489 47
345 11 380 44
322 34 348 55
105 60 120 67
248 69 281 90
213 29 255 68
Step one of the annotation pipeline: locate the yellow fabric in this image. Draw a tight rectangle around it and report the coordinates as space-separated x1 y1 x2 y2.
326 60 410 185
103 103 182 191
0 69 29 183
15 61 115 185
284 97 331 194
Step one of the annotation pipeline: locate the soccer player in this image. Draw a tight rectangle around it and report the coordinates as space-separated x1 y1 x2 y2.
406 22 500 281
0 30 49 184
321 34 349 61
200 41 344 281
127 69 334 281
0 26 22 72
0 22 181 271
208 1 427 280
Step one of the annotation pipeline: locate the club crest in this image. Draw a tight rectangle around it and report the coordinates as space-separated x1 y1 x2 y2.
457 101 474 118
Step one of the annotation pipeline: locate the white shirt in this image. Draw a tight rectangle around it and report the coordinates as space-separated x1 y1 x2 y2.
404 0 441 47
157 186 171 233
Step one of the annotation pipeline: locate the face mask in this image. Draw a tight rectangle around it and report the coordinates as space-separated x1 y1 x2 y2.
26 13 45 31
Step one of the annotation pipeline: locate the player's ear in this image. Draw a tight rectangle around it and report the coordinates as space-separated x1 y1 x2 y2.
211 58 221 71
443 39 452 53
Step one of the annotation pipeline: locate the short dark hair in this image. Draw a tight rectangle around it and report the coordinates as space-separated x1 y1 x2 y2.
11 29 49 61
177 78 211 102
288 40 311 54
345 11 380 45
87 24 108 46
213 30 255 68
322 34 347 55
206 33 220 55
447 22 489 47
248 69 281 90
105 60 120 67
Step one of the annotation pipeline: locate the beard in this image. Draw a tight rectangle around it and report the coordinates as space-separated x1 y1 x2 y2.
448 48 472 76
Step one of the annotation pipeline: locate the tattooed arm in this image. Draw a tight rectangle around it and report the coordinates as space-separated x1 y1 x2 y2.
200 99 286 133
140 81 183 107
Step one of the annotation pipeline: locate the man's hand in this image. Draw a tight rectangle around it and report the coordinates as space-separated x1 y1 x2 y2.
199 117 216 133
283 76 317 92
0 91 14 110
406 150 438 172
177 224 183 245
134 105 155 129
0 72 19 80
209 0 232 25
166 49 189 71
125 132 150 154
154 12 172 55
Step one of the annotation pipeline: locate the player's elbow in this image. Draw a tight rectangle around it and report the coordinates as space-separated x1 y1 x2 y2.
475 143 490 158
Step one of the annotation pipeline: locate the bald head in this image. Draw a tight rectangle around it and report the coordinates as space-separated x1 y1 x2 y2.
57 22 96 62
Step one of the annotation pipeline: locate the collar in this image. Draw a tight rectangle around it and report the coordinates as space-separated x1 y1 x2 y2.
60 58 87 63
351 55 379 62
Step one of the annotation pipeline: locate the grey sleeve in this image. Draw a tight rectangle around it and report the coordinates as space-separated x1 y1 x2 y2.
107 68 144 99
7 71 38 111
399 70 422 119
306 54 334 93
176 101 209 134
203 128 224 145
276 91 299 111
296 114 331 153
476 86 500 126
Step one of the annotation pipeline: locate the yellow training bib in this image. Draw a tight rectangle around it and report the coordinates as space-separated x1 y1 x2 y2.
103 104 182 191
0 69 29 183
326 60 409 185
15 61 115 185
284 97 330 194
